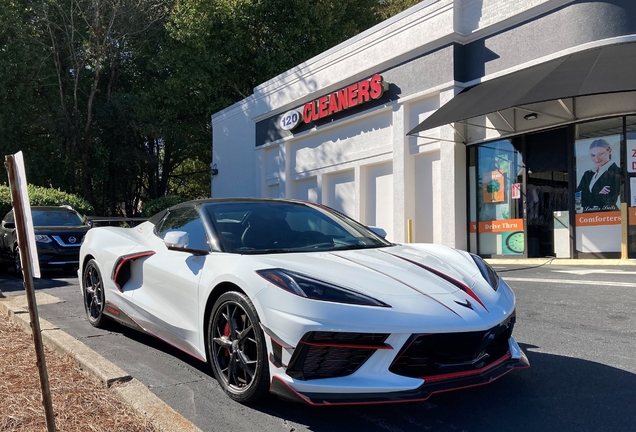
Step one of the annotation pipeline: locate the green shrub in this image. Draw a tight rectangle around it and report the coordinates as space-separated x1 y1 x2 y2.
0 185 94 218
141 195 187 217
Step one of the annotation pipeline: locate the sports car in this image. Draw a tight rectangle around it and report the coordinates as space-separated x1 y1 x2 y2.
78 198 529 405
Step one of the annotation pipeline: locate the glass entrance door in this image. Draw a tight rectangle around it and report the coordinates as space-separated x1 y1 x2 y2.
525 128 569 258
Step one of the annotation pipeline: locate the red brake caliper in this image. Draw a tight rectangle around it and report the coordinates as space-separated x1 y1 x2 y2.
223 323 230 358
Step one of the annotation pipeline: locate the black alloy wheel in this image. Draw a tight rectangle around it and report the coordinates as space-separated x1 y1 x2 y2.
83 259 107 328
208 291 269 403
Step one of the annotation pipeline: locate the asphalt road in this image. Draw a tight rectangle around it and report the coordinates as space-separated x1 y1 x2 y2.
1 263 635 432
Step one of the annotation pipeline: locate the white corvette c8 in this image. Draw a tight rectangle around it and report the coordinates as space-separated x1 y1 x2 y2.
79 198 528 405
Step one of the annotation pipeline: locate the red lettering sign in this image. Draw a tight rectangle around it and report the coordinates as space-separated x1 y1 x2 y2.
369 74 383 99
300 75 388 126
318 96 328 118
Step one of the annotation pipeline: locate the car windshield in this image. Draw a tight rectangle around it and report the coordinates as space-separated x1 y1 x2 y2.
204 201 391 254
32 210 83 227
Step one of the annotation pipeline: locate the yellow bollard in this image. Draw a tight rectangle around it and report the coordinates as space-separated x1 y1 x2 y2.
621 202 628 260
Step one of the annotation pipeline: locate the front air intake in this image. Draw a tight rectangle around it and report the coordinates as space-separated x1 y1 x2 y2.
389 314 515 379
286 332 391 380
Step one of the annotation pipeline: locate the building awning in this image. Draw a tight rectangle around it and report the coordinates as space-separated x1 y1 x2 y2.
407 42 636 142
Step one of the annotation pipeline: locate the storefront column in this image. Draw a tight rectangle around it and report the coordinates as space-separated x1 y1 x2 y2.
392 104 414 243
439 87 467 250
281 142 290 198
354 165 363 222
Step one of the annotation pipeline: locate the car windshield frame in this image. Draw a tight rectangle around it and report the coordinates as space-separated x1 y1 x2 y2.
203 201 391 254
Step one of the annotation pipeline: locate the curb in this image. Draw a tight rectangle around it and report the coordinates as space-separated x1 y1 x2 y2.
485 258 636 266
0 295 203 432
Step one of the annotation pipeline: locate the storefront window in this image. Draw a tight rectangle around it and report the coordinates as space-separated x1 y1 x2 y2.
475 140 524 256
574 118 624 256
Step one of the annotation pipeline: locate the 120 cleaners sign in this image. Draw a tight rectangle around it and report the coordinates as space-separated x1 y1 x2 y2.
279 74 389 131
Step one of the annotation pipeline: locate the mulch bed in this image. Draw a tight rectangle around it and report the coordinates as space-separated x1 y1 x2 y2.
0 310 157 431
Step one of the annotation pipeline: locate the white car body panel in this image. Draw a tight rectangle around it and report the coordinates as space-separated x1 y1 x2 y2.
79 199 528 405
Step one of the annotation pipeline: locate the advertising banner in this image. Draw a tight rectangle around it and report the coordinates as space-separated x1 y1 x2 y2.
628 138 636 173
575 135 621 213
482 170 505 203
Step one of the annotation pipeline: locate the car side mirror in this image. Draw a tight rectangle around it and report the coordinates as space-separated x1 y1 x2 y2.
164 231 189 249
368 226 387 238
164 231 209 256
3 222 15 229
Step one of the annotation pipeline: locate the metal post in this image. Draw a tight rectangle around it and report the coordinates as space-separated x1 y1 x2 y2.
407 219 413 243
5 155 56 432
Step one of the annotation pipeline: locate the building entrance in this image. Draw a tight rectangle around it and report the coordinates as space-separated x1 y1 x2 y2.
525 128 569 258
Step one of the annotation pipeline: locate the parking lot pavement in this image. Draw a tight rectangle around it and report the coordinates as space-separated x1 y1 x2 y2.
1 264 635 432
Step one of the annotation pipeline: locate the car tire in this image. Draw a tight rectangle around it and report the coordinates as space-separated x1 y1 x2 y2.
82 259 107 328
207 291 270 403
13 246 22 278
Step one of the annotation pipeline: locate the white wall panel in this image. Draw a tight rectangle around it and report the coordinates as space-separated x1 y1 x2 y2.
365 163 394 241
414 151 441 243
212 111 256 197
265 184 280 198
324 170 355 217
294 177 318 202
291 111 392 175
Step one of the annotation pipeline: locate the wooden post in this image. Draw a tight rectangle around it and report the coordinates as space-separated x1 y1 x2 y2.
5 154 56 432
407 219 413 243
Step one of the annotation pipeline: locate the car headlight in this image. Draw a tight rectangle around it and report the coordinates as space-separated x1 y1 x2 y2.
34 235 52 243
470 254 500 291
256 268 390 307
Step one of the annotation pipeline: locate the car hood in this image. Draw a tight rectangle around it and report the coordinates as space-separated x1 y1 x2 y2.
252 244 482 298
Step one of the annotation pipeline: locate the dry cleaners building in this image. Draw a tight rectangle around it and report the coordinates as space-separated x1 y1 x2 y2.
211 0 636 259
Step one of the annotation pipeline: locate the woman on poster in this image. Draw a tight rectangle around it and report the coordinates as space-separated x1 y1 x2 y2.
576 138 621 212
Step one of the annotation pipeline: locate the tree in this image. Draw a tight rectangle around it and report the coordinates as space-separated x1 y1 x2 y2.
37 0 171 204
0 0 420 216
169 0 420 108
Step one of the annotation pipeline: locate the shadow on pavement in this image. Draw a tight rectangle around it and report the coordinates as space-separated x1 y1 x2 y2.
0 272 73 294
245 342 636 432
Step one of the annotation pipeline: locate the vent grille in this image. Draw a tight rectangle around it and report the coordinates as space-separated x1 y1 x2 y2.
287 332 389 380
390 315 515 379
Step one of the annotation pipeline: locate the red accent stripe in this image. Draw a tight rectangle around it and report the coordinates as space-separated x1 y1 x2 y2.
420 353 512 383
300 341 393 350
382 251 488 312
112 251 156 292
270 358 523 406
